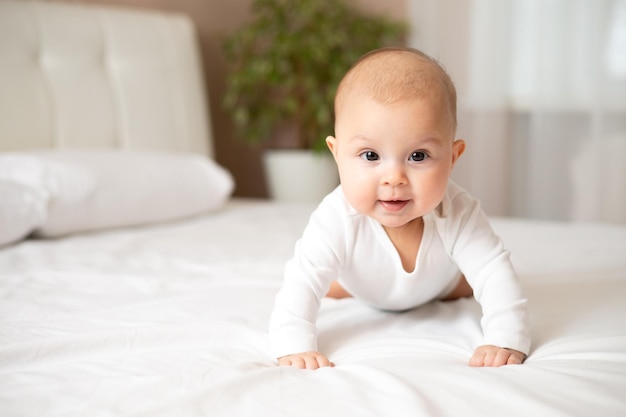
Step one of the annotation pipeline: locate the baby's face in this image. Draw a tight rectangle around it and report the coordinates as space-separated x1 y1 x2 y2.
327 93 464 229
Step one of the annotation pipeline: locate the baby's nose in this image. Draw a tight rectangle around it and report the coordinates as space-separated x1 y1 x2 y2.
382 162 408 186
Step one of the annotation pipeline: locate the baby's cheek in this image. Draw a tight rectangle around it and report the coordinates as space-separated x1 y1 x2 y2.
342 184 374 214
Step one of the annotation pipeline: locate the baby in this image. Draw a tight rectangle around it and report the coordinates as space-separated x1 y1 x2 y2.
269 47 530 369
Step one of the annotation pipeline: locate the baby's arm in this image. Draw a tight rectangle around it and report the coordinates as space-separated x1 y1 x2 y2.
470 345 526 367
278 351 334 370
269 196 345 370
445 190 531 362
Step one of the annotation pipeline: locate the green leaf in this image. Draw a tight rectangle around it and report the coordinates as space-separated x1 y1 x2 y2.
222 0 408 150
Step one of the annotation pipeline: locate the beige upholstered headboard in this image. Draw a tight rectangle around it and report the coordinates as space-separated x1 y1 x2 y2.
0 0 213 157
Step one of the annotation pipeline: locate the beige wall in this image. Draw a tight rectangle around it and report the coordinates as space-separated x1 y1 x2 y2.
50 0 406 198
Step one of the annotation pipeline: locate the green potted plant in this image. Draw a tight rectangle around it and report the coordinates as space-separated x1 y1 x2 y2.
222 0 407 201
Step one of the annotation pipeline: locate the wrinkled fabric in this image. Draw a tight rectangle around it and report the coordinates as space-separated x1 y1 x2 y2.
0 200 625 417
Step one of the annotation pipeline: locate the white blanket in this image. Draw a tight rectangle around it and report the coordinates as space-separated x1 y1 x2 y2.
1 199 625 416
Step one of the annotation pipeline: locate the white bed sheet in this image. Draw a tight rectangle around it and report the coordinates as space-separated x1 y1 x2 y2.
1 199 625 417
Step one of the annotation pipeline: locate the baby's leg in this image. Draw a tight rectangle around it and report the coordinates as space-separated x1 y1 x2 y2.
440 275 473 301
326 281 352 299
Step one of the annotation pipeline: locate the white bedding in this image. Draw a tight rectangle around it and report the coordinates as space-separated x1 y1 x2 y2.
2 1 624 414
1 199 625 417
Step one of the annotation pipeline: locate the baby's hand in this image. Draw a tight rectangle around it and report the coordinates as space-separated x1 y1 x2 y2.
277 351 334 370
469 345 526 367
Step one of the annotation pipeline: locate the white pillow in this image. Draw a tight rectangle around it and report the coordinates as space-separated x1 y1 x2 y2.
0 150 234 238
0 153 97 204
0 154 85 246
0 181 47 247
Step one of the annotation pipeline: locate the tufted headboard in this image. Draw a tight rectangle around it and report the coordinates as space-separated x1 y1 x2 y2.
0 0 213 157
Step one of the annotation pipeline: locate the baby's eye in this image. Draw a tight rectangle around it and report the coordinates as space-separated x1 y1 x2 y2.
360 151 380 161
410 151 428 162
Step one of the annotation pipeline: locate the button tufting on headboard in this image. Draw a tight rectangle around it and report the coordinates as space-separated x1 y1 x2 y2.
0 0 213 157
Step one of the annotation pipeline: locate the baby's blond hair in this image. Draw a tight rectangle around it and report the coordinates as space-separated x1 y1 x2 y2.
334 47 457 133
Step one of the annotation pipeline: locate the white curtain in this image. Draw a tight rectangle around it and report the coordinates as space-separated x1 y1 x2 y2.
409 0 626 224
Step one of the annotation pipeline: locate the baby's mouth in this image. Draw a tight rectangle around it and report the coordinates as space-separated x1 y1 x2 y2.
379 200 409 212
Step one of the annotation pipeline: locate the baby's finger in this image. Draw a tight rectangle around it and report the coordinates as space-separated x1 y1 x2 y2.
492 349 512 367
303 355 321 370
279 355 302 369
506 353 523 365
314 354 333 368
482 349 498 366
469 350 485 367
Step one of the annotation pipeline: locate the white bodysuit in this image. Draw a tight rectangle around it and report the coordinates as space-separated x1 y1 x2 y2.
269 182 531 358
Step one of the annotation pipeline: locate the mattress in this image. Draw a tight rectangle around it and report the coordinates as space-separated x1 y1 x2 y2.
1 198 625 416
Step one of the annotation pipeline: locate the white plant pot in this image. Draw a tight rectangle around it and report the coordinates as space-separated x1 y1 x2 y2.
262 149 339 203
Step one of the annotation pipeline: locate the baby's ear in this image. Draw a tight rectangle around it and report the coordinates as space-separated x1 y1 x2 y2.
451 139 466 168
326 136 338 157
